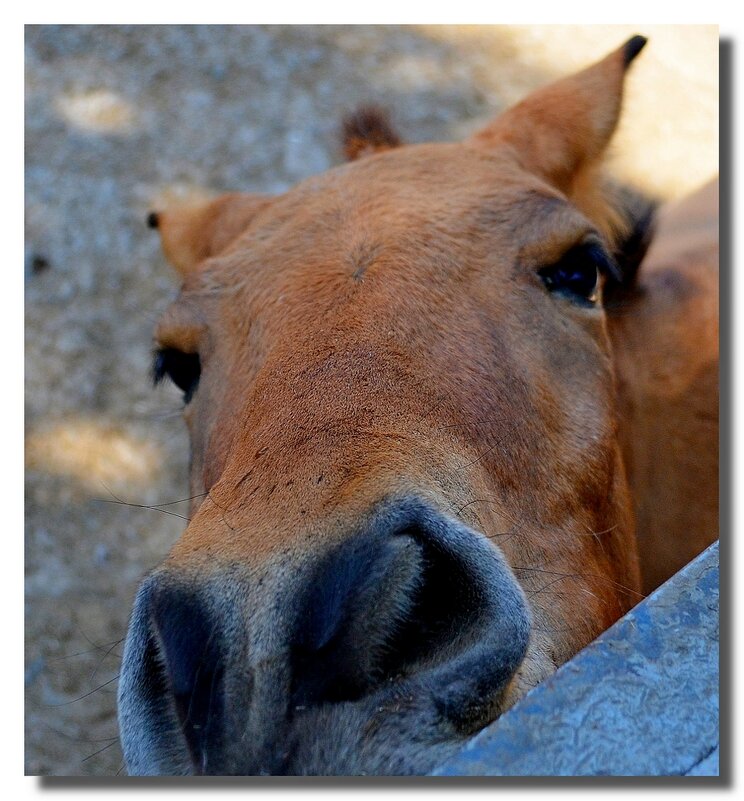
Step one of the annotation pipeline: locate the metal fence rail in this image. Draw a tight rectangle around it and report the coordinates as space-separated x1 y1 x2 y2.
432 541 720 777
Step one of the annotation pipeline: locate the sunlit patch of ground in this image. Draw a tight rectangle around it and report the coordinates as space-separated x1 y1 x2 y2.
25 419 162 494
147 183 218 214
378 52 474 92
55 88 135 134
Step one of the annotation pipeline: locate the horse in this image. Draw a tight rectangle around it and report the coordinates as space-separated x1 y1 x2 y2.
117 36 719 775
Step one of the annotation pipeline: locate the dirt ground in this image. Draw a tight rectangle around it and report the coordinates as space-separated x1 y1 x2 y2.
24 24 718 776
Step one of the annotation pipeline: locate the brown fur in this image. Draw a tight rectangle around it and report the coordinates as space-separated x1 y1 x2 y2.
120 38 718 775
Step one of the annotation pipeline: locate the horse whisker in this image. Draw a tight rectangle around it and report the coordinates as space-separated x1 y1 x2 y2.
46 674 120 707
82 739 119 763
45 637 125 663
90 639 125 683
97 485 191 523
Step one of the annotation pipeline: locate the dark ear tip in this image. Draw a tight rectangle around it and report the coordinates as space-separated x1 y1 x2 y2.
623 35 648 67
146 211 160 230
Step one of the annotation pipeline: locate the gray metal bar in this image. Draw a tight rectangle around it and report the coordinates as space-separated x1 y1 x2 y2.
432 541 719 777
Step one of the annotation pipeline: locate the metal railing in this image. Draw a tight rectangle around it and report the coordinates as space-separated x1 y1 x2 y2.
432 541 720 777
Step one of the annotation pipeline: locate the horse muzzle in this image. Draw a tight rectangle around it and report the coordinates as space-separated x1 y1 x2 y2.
117 497 531 775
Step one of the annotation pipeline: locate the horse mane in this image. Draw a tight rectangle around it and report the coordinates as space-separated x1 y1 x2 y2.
600 180 658 302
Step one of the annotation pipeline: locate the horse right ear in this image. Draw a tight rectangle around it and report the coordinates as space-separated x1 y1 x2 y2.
148 193 273 275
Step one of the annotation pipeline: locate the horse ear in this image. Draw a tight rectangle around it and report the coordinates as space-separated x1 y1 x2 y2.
148 193 273 275
468 36 648 191
341 107 402 161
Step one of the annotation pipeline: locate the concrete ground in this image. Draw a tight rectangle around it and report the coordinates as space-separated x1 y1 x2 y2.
24 25 718 776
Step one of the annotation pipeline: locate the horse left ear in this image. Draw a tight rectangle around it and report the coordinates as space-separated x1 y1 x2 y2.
148 192 273 275
341 106 402 161
468 36 648 192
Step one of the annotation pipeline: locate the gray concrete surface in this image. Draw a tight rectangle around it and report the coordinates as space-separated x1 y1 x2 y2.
433 542 720 777
24 25 718 776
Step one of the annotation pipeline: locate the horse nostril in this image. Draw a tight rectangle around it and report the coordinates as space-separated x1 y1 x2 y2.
146 584 226 773
119 573 262 776
377 530 481 675
289 499 531 732
291 532 426 706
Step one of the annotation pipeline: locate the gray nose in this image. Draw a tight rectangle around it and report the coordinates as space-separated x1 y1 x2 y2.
146 583 227 772
118 498 531 775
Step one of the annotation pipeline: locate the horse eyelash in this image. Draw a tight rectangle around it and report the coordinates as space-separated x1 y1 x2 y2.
592 243 622 284
152 349 167 386
570 240 621 283
152 347 202 404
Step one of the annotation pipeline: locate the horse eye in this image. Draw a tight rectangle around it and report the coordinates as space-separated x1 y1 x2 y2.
539 243 606 303
153 348 201 403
